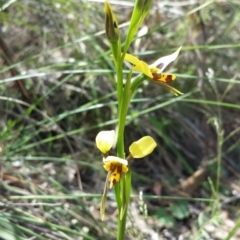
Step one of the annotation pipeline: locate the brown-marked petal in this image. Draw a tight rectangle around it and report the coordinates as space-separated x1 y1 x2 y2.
152 73 176 83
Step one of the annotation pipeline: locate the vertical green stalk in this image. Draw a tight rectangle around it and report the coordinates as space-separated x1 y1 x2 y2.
116 71 132 240
104 1 123 212
117 169 132 240
117 208 127 240
111 42 123 103
117 69 132 158
104 1 152 239
116 59 124 159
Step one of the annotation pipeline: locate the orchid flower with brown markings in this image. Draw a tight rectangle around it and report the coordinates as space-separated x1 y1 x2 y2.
96 130 157 219
124 47 183 95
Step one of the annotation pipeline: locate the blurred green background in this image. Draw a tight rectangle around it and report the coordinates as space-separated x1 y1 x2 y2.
0 0 240 239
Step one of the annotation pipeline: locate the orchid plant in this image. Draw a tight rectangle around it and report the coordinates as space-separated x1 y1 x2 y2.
96 1 183 239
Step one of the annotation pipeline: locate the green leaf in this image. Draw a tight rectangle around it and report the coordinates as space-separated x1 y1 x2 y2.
171 200 190 220
156 207 175 227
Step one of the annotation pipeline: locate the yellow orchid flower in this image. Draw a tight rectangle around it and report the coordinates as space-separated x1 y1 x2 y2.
103 156 128 188
100 155 128 220
124 47 183 95
95 130 115 154
99 135 157 220
129 136 157 158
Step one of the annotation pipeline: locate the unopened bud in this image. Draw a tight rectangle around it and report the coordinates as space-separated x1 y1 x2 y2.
104 1 119 42
136 0 152 15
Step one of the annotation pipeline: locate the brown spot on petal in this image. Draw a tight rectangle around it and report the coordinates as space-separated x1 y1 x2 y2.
110 163 116 172
117 164 122 173
152 73 162 81
162 74 174 83
112 178 117 185
152 73 174 83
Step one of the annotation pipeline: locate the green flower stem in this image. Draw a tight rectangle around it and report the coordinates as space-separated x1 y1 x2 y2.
116 70 132 240
114 182 121 212
104 1 153 239
111 41 123 102
120 70 132 218
117 169 132 240
117 203 127 240
110 38 123 212
117 70 133 158
116 71 145 240
110 28 124 213
111 3 152 239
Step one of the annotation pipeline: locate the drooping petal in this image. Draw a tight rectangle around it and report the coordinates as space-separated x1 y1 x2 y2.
100 171 111 220
129 136 157 158
96 130 115 154
151 80 183 96
150 47 182 72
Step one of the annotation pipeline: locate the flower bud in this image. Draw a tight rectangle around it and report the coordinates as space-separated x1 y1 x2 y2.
136 0 152 16
104 1 119 42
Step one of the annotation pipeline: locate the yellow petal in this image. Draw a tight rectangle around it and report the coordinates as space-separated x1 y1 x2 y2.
160 74 176 82
96 130 115 154
109 171 120 189
124 53 153 78
152 73 176 83
129 136 157 158
124 53 141 66
121 165 128 173
103 161 112 171
151 67 160 74
132 61 153 78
